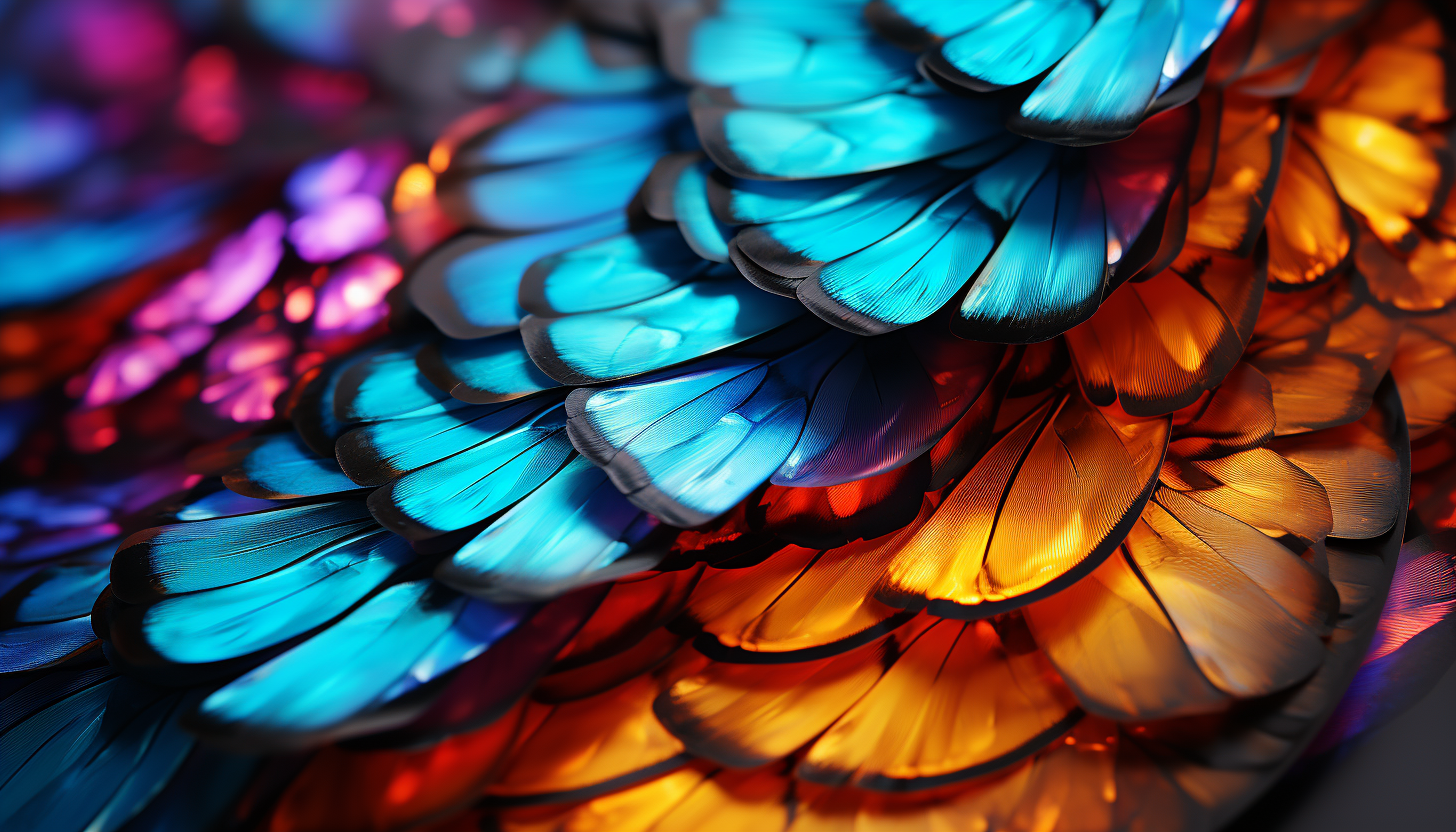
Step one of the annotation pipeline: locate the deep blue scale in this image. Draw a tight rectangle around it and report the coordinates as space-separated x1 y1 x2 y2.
369 402 576 538
0 618 96 674
0 672 198 832
439 455 657 600
137 529 412 665
420 331 561 404
195 582 525 741
337 396 562 485
522 278 804 386
110 501 377 603
409 215 627 339
227 433 359 499
520 226 722 317
958 163 1109 341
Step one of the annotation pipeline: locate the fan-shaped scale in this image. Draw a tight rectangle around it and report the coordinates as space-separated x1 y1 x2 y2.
0 618 97 674
931 1 1096 92
881 390 1171 616
132 529 412 664
484 674 689 802
336 396 560 486
567 320 1003 525
662 156 735 262
661 1 916 109
222 432 360 500
956 164 1109 342
333 344 462 422
0 552 108 672
695 88 1004 180
367 403 575 539
717 137 1058 334
110 501 377 603
522 279 804 386
442 137 670 232
567 350 815 527
453 95 686 170
438 455 659 601
519 226 727 317
408 217 626 339
415 331 560 405
195 582 525 743
1013 0 1180 144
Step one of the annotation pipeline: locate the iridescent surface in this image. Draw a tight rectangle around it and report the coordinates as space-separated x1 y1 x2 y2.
0 2 1453 832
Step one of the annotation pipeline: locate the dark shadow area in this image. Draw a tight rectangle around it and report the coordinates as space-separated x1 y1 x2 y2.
1229 660 1456 832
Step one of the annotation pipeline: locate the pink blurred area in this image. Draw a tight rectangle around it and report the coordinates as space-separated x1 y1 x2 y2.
67 142 408 447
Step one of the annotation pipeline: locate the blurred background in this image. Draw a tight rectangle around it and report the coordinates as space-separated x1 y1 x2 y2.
0 0 557 480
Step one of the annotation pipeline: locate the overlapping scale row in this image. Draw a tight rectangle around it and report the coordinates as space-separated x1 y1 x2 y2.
5 1 1456 831
317 1 1440 826
437 310 1411 832
870 0 1240 144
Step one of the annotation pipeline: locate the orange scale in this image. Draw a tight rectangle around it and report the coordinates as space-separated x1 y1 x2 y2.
1391 310 1456 439
1025 551 1230 722
1251 52 1327 98
1264 136 1354 288
1163 363 1278 463
1435 179 1456 239
1306 0 1447 123
1301 111 1443 247
1270 398 1406 539
1404 235 1456 311
656 631 900 770
795 617 1081 791
536 627 687 704
1067 247 1264 417
685 538 915 659
1246 280 1401 434
879 390 1170 617
1124 491 1334 698
491 763 789 832
1355 222 1456 313
1321 40 1449 125
1411 424 1456 478
1185 94 1288 256
486 674 689 804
